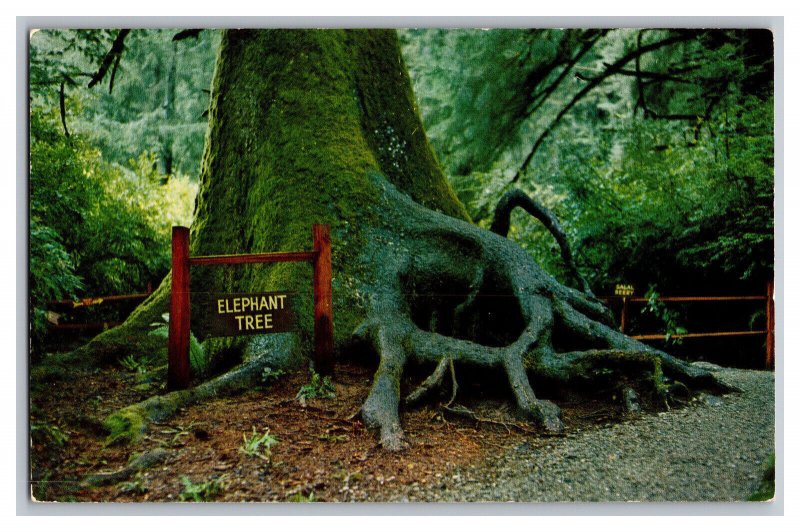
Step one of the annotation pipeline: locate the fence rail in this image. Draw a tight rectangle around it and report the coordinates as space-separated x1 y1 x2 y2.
45 283 154 331
603 281 775 369
46 277 776 370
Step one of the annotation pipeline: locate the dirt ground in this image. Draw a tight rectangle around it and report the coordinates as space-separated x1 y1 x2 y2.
30 353 627 503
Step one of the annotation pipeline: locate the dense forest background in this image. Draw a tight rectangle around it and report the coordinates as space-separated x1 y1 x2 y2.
28 28 774 366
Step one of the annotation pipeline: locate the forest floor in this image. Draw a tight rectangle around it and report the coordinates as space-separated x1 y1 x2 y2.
29 353 775 504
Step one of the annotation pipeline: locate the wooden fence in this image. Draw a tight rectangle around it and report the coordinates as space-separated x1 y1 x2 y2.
47 273 775 372
603 281 775 369
46 283 153 331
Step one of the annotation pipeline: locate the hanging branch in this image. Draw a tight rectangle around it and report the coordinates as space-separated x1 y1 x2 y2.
634 30 651 118
510 32 697 184
618 68 696 84
172 29 203 41
59 79 70 138
87 29 130 92
525 30 607 120
108 50 123 94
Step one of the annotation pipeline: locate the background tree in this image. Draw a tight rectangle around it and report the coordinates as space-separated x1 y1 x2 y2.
40 29 733 450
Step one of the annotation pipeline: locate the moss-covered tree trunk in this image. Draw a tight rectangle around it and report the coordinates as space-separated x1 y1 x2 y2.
74 29 731 449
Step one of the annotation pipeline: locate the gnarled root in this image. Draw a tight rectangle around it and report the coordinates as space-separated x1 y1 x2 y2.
353 175 732 449
491 188 595 297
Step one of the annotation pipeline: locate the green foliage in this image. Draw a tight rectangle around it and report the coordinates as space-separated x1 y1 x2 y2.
32 471 52 501
29 29 119 104
402 29 600 177
149 313 208 375
119 354 149 374
286 491 316 503
29 218 84 352
261 367 287 386
748 453 775 501
405 29 773 295
178 475 226 502
239 427 279 461
641 286 688 345
29 30 205 359
30 420 70 448
296 370 336 403
29 105 198 357
30 29 219 177
119 475 148 495
319 432 349 443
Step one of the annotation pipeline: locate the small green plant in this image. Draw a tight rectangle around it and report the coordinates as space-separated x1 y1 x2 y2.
296 370 336 404
120 354 149 374
261 366 286 386
149 313 208 375
287 491 316 503
119 475 148 495
641 285 688 345
178 475 225 502
31 471 51 501
240 426 278 461
319 433 349 443
31 421 69 448
158 422 200 447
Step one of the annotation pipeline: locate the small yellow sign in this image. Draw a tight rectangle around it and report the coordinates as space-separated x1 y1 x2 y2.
614 284 635 296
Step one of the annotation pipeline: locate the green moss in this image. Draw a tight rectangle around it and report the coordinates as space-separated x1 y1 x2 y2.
346 30 470 221
103 406 148 445
650 357 671 402
30 358 71 383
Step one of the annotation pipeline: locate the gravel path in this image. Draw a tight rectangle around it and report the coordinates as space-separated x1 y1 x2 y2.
387 365 775 502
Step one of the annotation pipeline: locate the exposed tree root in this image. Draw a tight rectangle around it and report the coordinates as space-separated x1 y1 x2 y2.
352 175 734 449
82 448 169 487
100 174 734 450
491 188 595 296
404 357 450 407
104 356 270 444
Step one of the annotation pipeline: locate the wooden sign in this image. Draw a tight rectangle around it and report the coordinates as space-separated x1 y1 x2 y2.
207 292 295 337
168 224 333 390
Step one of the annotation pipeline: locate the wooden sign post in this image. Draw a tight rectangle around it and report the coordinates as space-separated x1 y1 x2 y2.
167 224 333 390
168 226 191 391
313 224 333 375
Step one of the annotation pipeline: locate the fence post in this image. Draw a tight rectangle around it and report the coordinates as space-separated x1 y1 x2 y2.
168 226 191 390
312 224 334 375
620 296 629 334
766 280 775 370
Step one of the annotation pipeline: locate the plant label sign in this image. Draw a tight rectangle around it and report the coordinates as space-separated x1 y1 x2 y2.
208 291 295 337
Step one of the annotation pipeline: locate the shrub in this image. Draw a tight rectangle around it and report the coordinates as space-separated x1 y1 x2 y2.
296 370 336 404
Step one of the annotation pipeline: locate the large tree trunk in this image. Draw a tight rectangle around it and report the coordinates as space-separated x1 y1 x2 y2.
66 29 731 449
